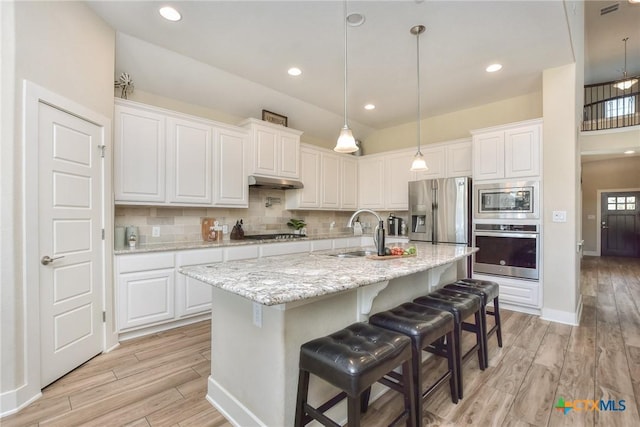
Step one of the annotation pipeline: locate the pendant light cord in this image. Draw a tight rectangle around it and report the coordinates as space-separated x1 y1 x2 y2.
343 0 349 128
623 37 629 79
416 28 422 155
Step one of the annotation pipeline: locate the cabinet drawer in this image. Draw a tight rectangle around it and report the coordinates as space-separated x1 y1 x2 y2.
260 241 311 257
177 248 224 267
118 252 174 273
225 245 259 261
310 239 333 252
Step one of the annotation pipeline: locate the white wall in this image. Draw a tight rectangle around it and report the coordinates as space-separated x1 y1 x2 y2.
542 63 580 324
1 0 114 415
363 91 543 154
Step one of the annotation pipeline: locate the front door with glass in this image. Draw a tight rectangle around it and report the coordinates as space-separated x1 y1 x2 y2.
601 191 640 257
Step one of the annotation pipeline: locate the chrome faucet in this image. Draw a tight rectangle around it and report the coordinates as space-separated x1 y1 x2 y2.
347 209 385 251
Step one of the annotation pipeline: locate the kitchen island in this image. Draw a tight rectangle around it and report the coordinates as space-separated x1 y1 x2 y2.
180 242 477 426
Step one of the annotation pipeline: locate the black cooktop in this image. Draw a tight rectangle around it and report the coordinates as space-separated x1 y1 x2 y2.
243 233 306 241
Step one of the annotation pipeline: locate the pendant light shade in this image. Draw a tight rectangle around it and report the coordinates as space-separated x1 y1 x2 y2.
409 25 428 172
614 37 638 90
334 0 358 153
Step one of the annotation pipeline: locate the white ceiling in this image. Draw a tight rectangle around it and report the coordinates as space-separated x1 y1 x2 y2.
87 0 640 142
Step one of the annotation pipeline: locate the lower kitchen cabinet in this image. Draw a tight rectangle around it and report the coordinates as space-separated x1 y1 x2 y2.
472 272 541 313
175 249 224 317
117 253 175 330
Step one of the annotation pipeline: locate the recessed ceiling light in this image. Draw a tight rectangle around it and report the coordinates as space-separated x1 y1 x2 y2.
486 63 503 73
287 67 302 76
624 150 636 154
346 13 365 27
159 6 181 22
629 0 640 4
364 104 376 110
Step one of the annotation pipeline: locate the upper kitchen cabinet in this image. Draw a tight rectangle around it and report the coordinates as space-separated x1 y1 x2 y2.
358 156 385 209
214 127 248 207
166 117 213 205
114 103 166 203
242 119 303 179
114 99 248 207
412 146 445 180
472 119 542 181
340 156 358 210
445 139 472 178
384 152 414 210
286 144 357 211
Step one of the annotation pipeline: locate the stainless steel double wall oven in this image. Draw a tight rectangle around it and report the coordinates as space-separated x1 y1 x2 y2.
473 181 540 280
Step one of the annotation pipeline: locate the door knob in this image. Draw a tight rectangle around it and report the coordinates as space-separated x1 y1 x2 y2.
41 255 64 265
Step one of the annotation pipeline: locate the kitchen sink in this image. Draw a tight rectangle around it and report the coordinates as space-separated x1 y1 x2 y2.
329 249 375 258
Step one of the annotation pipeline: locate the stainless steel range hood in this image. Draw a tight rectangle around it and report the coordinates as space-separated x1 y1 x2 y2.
248 175 304 190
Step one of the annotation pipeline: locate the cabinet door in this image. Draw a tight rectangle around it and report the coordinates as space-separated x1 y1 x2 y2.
473 131 505 180
505 125 540 178
385 154 413 210
289 147 320 208
413 147 446 180
340 157 358 210
446 140 472 177
176 249 223 318
321 153 340 208
253 125 278 176
118 269 175 330
215 128 248 206
358 157 385 209
166 118 212 204
114 105 166 202
279 132 300 178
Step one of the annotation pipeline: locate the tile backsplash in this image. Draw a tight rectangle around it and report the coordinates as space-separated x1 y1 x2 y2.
115 188 409 245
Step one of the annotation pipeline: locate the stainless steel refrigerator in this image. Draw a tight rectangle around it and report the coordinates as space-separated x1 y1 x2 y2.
408 177 472 245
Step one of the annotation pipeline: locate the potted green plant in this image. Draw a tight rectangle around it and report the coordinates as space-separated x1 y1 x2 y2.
287 218 307 235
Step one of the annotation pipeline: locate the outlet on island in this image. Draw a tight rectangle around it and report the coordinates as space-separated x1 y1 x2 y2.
152 226 160 237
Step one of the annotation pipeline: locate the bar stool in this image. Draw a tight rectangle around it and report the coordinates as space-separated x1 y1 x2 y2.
294 322 416 427
413 290 484 399
444 279 502 366
368 303 457 427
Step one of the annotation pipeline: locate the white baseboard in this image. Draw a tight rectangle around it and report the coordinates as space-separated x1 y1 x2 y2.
0 385 41 419
207 376 266 427
498 301 541 317
541 298 582 326
583 250 599 257
118 314 210 341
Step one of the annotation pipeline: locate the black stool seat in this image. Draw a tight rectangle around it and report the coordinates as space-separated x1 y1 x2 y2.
295 322 416 427
447 279 503 363
455 279 499 301
413 290 485 399
369 303 457 427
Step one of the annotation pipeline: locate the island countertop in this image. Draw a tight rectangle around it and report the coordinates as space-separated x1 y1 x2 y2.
179 242 477 306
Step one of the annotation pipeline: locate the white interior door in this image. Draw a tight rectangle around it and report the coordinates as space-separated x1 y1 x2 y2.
38 102 103 387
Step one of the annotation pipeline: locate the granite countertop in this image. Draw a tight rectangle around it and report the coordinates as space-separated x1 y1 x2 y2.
114 233 409 255
179 242 477 306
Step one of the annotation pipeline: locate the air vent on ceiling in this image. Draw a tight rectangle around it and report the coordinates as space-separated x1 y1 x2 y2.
600 3 620 15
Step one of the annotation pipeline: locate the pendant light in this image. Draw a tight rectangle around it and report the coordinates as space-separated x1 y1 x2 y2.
410 25 428 172
334 0 358 153
614 37 638 91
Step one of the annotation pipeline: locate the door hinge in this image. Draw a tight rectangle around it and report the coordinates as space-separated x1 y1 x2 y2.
102 229 105 240
98 144 106 158
102 311 106 322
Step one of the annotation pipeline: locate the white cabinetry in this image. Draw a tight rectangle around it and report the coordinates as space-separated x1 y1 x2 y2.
472 119 541 181
114 104 166 203
166 117 213 205
340 156 358 209
114 100 248 207
243 119 302 179
321 153 340 208
286 145 358 210
117 253 175 330
358 157 385 209
175 249 223 318
445 139 472 178
412 146 445 180
215 127 248 206
384 153 413 210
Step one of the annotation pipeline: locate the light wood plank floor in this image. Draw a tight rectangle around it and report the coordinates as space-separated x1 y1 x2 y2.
3 256 639 426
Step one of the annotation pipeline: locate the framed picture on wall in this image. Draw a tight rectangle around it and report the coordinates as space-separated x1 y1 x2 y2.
262 110 288 127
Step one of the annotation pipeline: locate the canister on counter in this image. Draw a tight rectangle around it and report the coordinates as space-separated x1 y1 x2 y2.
114 227 125 250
